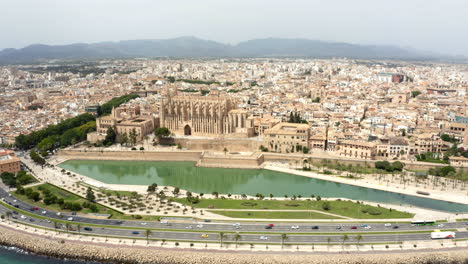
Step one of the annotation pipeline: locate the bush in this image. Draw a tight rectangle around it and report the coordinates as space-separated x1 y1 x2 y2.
131 147 137 150
321 201 331 211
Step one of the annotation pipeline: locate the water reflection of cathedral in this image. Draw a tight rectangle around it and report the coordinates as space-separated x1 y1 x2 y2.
159 95 255 137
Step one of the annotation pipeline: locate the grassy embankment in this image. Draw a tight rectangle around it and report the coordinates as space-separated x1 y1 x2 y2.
173 198 414 219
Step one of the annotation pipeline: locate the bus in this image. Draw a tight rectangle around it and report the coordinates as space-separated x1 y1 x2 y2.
411 220 436 226
431 231 455 239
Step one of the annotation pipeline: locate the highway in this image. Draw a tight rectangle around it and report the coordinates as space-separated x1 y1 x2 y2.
1 187 467 244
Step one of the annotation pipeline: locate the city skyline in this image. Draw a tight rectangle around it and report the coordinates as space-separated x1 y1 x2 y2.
1 0 468 56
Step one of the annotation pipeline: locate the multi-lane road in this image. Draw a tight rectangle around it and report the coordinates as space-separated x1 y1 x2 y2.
1 187 467 244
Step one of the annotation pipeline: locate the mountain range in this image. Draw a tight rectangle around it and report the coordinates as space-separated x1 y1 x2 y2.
0 36 457 64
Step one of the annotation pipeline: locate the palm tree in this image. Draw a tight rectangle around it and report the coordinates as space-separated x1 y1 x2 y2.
341 234 349 250
234 232 241 248
219 232 227 248
76 224 81 235
281 233 288 249
145 229 152 244
5 211 12 222
326 237 332 250
65 223 70 232
355 234 363 249
53 221 60 234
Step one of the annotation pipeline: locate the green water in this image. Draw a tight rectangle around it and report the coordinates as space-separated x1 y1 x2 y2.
59 160 468 213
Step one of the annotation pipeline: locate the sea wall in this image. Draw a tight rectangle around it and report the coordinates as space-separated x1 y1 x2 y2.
57 149 202 161
175 138 261 152
0 225 467 264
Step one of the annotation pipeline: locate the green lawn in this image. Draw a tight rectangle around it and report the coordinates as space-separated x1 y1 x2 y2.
207 210 343 219
173 198 414 219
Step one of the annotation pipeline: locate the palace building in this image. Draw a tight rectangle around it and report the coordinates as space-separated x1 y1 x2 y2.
159 95 254 137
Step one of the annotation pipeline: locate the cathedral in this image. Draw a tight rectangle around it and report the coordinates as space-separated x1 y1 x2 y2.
159 95 254 138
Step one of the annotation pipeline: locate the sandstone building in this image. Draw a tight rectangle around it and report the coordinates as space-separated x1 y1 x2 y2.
0 149 20 174
159 95 254 137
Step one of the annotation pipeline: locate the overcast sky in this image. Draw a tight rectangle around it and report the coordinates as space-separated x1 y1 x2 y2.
1 0 467 56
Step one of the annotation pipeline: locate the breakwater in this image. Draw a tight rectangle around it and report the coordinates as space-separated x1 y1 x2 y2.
0 226 467 264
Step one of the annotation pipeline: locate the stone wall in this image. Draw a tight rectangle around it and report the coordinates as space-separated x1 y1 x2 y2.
57 149 202 161
175 138 261 152
198 153 264 169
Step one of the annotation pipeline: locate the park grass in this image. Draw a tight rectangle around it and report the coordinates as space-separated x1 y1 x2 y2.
207 210 343 219
173 198 414 219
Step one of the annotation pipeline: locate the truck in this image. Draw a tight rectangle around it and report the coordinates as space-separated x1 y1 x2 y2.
431 231 455 239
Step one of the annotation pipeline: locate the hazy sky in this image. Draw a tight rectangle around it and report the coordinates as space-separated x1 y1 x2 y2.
1 0 468 56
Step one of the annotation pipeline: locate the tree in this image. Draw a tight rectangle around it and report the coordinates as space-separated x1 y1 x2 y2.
326 237 332 250
341 234 349 248
145 229 152 244
103 126 116 146
281 233 288 249
154 127 171 140
173 187 180 195
219 232 227 247
119 132 128 146
392 161 405 171
86 187 96 202
37 137 55 152
234 232 241 248
411 91 421 98
355 234 363 247
322 201 331 211
77 224 81 234
223 148 228 156
129 128 137 146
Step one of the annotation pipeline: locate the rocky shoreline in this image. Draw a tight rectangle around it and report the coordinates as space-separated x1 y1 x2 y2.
0 226 467 264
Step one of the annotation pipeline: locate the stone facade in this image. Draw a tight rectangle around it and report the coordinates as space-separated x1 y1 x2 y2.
95 106 157 142
337 140 376 160
0 149 20 174
263 122 310 153
160 95 254 137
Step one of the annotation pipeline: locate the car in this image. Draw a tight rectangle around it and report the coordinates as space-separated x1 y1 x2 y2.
41 211 47 214
201 234 209 238
8 194 12 197
311 226 319 230
186 226 193 229
11 215 17 219
196 224 204 228
259 236 268 240
141 222 148 226
232 223 241 228
67 217 74 221
393 226 399 229
264 225 273 229
29 207 34 211
14 205 19 208
132 231 140 235
351 226 357 229
384 223 391 227
160 220 168 224
84 227 93 231
45 220 51 223
71 212 77 215
29 218 35 222
437 224 444 227
360 224 368 227
115 221 123 225
204 219 212 222
291 225 299 229
12 211 18 214
336 226 342 230
13 199 16 202
364 225 372 229
20 215 27 219
33 207 39 210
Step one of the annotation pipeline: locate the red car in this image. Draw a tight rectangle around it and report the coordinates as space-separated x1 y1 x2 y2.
351 226 357 229
268 224 274 227
33 207 39 210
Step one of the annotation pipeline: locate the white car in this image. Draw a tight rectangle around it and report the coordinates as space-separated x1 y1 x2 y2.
196 224 204 228
291 225 299 229
160 220 168 224
186 226 193 229
141 222 148 226
67 217 74 221
20 215 27 220
259 236 268 240
364 225 372 229
41 210 47 214
437 224 444 227
384 223 391 227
